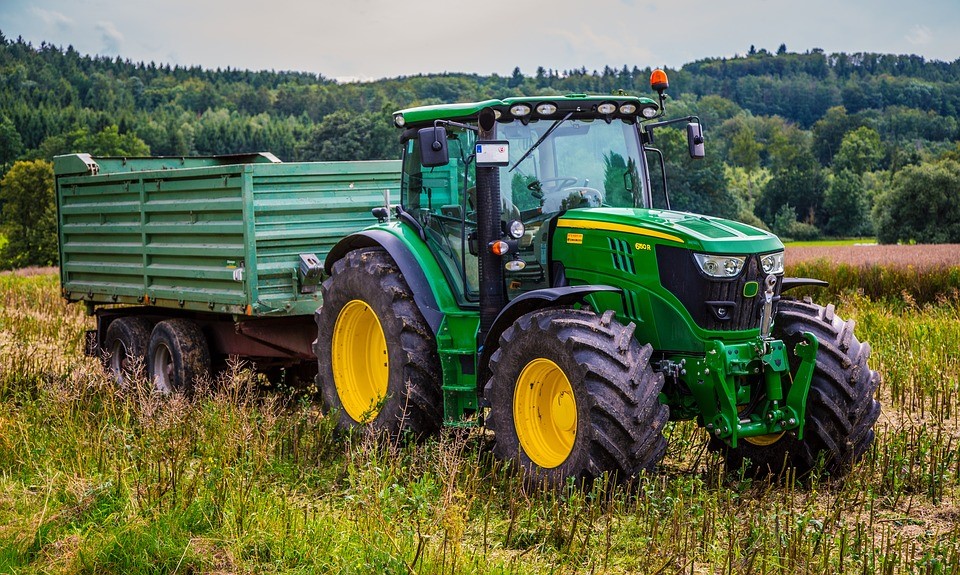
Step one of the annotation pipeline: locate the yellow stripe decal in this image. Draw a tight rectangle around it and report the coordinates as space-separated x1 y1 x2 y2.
556 218 684 244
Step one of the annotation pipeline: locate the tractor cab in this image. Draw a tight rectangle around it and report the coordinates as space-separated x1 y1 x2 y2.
394 93 684 305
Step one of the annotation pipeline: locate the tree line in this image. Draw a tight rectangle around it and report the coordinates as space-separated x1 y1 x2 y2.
1 32 959 267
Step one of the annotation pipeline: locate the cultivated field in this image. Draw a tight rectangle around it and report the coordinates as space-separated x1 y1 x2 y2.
1 265 958 574
786 244 960 306
788 244 960 268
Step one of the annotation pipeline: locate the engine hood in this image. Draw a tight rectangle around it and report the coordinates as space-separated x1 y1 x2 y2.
556 208 783 255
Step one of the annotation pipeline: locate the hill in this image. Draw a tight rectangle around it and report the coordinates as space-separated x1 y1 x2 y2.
1 32 960 267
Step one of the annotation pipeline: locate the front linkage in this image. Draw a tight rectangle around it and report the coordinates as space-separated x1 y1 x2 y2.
681 331 818 448
664 275 820 449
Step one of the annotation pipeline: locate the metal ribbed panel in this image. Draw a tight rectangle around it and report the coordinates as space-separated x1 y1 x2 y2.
251 162 401 311
58 159 402 316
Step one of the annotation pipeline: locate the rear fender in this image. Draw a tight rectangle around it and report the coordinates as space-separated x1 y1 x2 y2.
325 229 445 333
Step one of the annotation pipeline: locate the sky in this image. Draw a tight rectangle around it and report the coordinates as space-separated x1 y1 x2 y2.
1 0 959 83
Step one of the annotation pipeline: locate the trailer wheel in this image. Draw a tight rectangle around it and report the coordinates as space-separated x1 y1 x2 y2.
712 299 881 478
147 319 211 394
104 317 153 385
484 308 668 487
315 248 442 439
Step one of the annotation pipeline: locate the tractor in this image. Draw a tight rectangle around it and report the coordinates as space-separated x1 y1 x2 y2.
313 70 881 484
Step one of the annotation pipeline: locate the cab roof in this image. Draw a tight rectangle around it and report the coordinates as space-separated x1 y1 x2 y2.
392 94 660 129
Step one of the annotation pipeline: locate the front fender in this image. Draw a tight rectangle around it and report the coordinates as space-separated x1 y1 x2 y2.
477 285 622 395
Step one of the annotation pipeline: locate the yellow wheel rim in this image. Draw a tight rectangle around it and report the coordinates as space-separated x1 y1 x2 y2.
744 430 786 446
331 300 389 423
513 358 577 469
738 404 786 446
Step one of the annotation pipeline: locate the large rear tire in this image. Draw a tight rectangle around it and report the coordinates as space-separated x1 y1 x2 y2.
104 316 153 385
147 319 210 394
713 299 881 478
315 248 442 439
484 308 668 487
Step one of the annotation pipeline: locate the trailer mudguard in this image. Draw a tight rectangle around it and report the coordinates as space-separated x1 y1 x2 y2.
324 229 444 333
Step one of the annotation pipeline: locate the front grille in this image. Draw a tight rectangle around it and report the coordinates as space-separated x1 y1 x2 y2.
657 245 782 331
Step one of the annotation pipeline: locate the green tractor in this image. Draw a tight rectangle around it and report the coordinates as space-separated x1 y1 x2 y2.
314 70 880 484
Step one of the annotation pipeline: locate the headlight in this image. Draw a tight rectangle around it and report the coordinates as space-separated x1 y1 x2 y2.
694 253 746 278
507 220 525 239
760 251 785 275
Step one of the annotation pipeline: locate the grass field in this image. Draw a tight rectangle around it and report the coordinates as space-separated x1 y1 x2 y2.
1 268 959 574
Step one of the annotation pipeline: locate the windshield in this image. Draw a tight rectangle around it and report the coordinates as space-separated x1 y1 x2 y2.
499 118 647 216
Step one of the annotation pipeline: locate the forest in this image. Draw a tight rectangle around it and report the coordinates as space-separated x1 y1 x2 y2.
1 33 960 267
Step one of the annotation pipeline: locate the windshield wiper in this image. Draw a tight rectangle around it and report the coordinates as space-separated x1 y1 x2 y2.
508 112 574 172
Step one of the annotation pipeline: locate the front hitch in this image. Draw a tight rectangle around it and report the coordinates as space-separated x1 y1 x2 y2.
683 332 819 448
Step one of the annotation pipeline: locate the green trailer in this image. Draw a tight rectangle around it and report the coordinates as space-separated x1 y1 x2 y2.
54 152 399 389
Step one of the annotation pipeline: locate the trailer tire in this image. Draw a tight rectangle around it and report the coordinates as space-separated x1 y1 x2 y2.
315 248 442 440
712 299 881 479
484 308 668 487
147 319 211 394
104 316 153 385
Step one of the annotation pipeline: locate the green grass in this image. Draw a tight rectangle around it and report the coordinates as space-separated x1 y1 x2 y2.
783 237 876 247
1 271 959 573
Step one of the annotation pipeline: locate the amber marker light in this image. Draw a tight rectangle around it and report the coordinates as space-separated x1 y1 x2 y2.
490 240 510 256
650 69 669 92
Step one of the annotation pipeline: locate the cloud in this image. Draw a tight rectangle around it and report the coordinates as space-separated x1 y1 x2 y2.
95 21 123 55
906 24 932 46
32 8 72 31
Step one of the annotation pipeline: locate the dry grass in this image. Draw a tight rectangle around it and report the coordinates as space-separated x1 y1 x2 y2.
1 271 959 574
785 245 960 305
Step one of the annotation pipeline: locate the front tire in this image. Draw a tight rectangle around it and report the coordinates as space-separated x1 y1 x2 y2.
484 308 668 487
315 248 442 439
714 299 881 478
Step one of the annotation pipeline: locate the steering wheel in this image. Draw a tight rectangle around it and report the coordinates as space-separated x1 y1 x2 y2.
528 177 578 193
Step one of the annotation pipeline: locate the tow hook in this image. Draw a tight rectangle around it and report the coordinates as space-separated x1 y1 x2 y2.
759 273 778 341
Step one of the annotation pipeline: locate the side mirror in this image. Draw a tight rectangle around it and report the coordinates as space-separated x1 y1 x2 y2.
418 126 449 167
687 123 705 159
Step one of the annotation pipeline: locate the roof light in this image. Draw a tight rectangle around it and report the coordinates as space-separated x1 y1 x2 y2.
619 103 637 115
510 104 531 117
597 102 617 115
650 69 669 92
536 102 557 115
394 114 406 128
641 106 659 119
